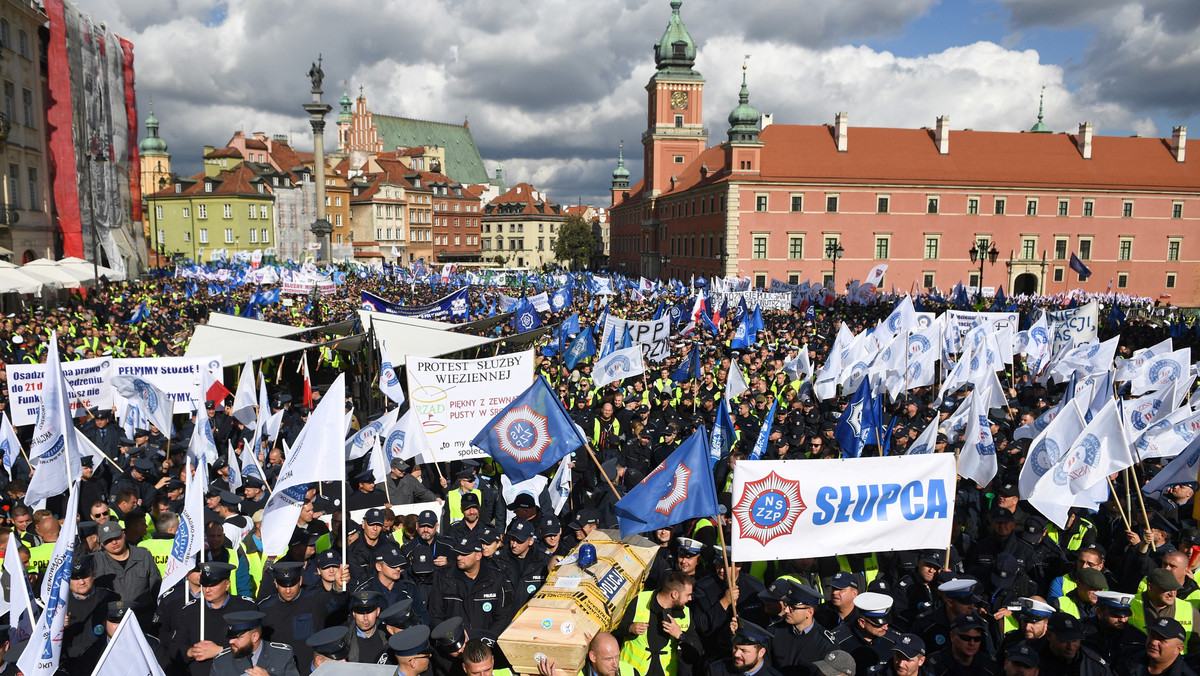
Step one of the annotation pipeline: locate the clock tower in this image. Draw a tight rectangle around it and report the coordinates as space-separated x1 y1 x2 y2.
644 0 706 197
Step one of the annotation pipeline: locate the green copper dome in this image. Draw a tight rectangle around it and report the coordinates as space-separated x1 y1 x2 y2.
338 89 353 123
138 99 169 156
727 70 761 142
1029 88 1051 133
612 144 630 182
654 0 697 72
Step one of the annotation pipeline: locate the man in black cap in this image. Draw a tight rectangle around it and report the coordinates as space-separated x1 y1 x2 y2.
257 561 346 670
240 476 268 516
448 492 487 541
348 508 390 586
354 543 429 623
923 612 999 675
386 458 441 506
427 534 515 635
1003 643 1039 676
1039 612 1110 676
910 579 982 651
538 515 566 560
214 490 252 547
430 616 470 676
761 580 834 673
211 610 299 676
494 518 549 606
401 509 452 571
1119 616 1191 676
162 561 258 676
701 618 777 676
62 553 117 669
967 507 1036 589
346 591 389 663
91 519 161 626
815 571 860 629
348 469 388 511
305 626 350 673
389 624 434 676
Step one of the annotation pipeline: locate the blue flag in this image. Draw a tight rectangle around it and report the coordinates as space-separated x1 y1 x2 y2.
471 377 588 483
561 313 581 337
488 299 496 317
614 428 720 537
598 324 617 360
564 329 596 369
619 325 633 351
550 286 573 313
513 300 543 332
730 312 754 349
709 397 736 465
748 399 778 460
1069 253 1092 279
834 378 884 458
652 301 665 321
670 345 701 382
125 302 149 324
750 305 764 335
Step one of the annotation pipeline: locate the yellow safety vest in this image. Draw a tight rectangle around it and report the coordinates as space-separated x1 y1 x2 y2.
447 489 483 524
142 538 173 576
1055 594 1083 619
1046 519 1093 552
1131 595 1194 654
392 530 406 546
26 543 54 577
315 532 331 554
1134 576 1200 609
619 591 692 676
592 418 621 447
837 554 879 586
240 538 265 596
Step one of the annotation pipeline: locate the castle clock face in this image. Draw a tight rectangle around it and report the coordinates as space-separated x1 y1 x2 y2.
670 90 689 110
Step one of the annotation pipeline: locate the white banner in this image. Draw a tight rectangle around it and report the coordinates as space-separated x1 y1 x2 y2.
730 455 956 562
711 291 792 311
1045 301 1099 351
405 351 535 462
600 317 672 363
7 357 113 425
945 311 1020 337
114 357 225 414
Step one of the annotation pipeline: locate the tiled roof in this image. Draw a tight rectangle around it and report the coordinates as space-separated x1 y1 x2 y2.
149 164 270 198
488 183 563 216
372 115 488 185
205 147 243 160
661 124 1200 197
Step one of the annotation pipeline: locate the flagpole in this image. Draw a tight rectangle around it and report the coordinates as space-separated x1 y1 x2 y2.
714 514 738 624
1106 476 1132 532
584 440 622 502
341 475 349 592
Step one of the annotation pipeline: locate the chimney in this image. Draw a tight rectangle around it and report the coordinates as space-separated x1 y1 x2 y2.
835 112 848 152
760 113 773 130
1172 126 1187 163
1077 122 1093 160
935 115 950 155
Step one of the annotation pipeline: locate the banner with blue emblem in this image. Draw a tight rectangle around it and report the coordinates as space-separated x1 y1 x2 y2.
615 428 720 537
730 455 956 561
362 288 470 321
592 346 646 388
471 376 588 483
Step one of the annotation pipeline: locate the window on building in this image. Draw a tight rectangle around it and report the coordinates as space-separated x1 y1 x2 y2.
249 229 257 243
0 20 7 49
199 229 208 243
6 164 17 209
157 230 164 244
1173 203 1183 219
755 195 767 212
1053 267 1064 282
752 236 767 259
260 206 268 219
1168 240 1181 261
248 205 256 219
1079 239 1092 260
198 204 207 219
335 196 342 207
823 273 834 288
787 273 800 285
1026 199 1038 216
204 183 212 193
26 168 37 210
969 273 980 288
1 82 12 122
826 195 839 213
755 274 766 289
261 229 268 243
155 205 163 220
182 207 190 218
1119 238 1132 261
824 236 839 258
1057 200 1068 216
674 115 683 128
923 273 935 290
222 204 232 219
1054 239 1067 260
224 228 234 244
967 198 979 215
1116 272 1128 288
335 214 342 226
21 89 32 127
1022 238 1036 260
1083 200 1094 217
1167 273 1177 289
791 195 803 212
788 237 803 259
1123 201 1134 218
377 228 383 239
184 231 191 242
877 196 889 214
875 237 889 260
994 198 1006 215
927 197 939 214
925 237 939 260
17 30 27 58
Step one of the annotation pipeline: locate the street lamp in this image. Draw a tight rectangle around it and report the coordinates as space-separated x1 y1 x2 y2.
659 253 671 281
968 240 1000 302
825 240 844 294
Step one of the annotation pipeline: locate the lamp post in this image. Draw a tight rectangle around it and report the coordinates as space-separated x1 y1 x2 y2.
659 253 671 281
825 240 844 295
968 240 1000 302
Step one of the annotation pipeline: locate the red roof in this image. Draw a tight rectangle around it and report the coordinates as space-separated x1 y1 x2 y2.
488 183 562 216
148 164 269 198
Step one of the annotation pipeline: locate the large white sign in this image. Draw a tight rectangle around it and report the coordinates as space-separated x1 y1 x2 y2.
1045 301 1099 351
711 291 792 311
730 455 957 562
7 357 114 425
114 357 225 414
946 311 1020 336
406 351 535 462
600 317 672 363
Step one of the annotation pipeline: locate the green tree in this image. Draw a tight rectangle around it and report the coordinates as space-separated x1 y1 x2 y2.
553 215 595 270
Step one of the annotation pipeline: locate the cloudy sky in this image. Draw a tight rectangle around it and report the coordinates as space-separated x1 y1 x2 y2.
76 0 1200 207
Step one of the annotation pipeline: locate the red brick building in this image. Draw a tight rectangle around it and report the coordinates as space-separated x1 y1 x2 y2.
416 171 483 263
610 1 1200 305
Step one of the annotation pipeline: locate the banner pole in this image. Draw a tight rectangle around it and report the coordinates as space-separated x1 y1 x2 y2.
341 476 349 592
1106 476 1132 532
715 514 738 625
584 441 622 502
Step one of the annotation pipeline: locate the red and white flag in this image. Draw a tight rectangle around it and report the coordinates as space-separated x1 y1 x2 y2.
300 352 314 409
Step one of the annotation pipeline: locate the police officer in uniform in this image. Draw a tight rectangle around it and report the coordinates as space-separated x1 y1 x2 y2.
63 553 117 669
1038 613 1111 676
210 610 300 676
827 591 903 675
346 591 390 663
257 561 345 670
401 510 452 572
160 561 258 676
922 612 1000 676
431 617 470 676
707 620 781 676
304 626 350 675
494 519 549 607
353 543 429 622
348 508 389 586
1086 591 1146 667
389 624 434 676
427 535 515 636
760 580 833 675
72 601 166 674
910 579 980 653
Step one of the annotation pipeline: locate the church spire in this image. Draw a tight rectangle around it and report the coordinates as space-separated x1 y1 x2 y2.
727 60 761 143
1029 87 1051 133
612 141 630 190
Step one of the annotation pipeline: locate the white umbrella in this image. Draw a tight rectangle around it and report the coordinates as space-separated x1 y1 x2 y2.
0 262 48 294
20 259 84 288
57 256 125 282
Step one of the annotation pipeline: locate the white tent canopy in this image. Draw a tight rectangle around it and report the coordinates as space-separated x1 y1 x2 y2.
359 310 495 361
0 261 51 294
185 324 314 366
206 313 310 338
20 258 88 287
57 256 125 282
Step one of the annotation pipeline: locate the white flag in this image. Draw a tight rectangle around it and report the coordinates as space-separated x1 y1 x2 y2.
1023 314 1052 377
1018 400 1087 499
1116 337 1174 382
906 416 940 456
26 333 81 504
231 363 258 427
1133 405 1200 461
958 391 998 487
367 434 390 486
1132 348 1192 395
160 459 208 597
111 375 173 439
89 608 166 676
227 444 242 491
383 409 433 462
345 408 397 461
188 404 218 466
593 346 646 388
783 345 813 383
726 361 749 403
379 340 407 406
1124 387 1175 446
1142 438 1200 498
261 375 348 557
255 367 270 437
0 412 22 478
549 455 572 515
864 263 888 288
6 528 35 645
20 482 79 676
239 445 266 484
